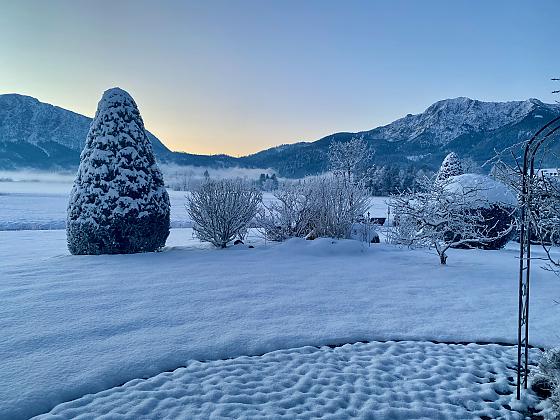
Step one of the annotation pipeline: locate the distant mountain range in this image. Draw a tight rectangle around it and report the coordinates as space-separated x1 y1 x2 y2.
1 94 559 177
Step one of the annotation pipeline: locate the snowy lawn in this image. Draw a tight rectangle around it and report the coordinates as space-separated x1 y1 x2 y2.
0 186 196 230
2 228 560 418
36 341 544 419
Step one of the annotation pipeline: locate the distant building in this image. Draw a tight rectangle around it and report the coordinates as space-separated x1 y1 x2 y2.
537 168 560 178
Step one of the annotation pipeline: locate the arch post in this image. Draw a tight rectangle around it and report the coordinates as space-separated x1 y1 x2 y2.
516 115 560 399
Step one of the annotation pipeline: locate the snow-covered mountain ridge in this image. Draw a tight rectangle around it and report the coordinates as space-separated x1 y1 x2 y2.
245 97 560 176
372 97 550 146
1 94 559 176
0 94 172 169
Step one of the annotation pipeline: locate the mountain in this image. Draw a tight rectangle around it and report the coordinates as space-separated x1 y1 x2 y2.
1 94 559 176
0 94 175 170
241 97 560 177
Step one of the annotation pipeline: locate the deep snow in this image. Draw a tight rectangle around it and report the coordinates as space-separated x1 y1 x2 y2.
35 341 544 419
1 228 560 418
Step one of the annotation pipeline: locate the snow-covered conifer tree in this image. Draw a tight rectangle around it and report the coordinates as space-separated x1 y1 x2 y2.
67 88 170 255
435 152 464 184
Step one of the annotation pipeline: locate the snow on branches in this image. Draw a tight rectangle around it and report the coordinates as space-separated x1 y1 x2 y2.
257 182 315 241
67 87 170 255
258 176 369 241
328 136 372 184
187 179 262 248
527 175 560 272
389 176 514 264
435 152 464 185
491 148 560 273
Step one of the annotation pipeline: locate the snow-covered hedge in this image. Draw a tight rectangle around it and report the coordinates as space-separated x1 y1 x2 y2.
67 88 170 255
444 174 517 250
444 174 517 208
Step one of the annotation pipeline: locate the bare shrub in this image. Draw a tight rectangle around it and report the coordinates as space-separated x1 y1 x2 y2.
257 183 315 241
187 179 262 248
259 176 368 241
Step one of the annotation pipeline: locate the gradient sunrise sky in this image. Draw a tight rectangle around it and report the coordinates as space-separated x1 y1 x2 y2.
1 0 559 155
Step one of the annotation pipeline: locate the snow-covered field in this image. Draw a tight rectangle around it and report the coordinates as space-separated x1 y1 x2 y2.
1 180 559 418
2 226 560 418
0 181 391 231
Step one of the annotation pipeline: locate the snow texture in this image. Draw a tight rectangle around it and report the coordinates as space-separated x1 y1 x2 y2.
1 229 560 418
36 341 544 419
445 174 518 208
67 88 170 254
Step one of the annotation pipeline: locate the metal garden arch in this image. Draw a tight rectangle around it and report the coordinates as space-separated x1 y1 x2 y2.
516 114 560 399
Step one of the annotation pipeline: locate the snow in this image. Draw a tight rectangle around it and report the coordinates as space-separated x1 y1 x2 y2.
406 154 430 162
2 228 560 418
35 341 544 419
374 97 556 146
0 93 91 149
349 222 379 243
445 173 518 208
435 152 464 184
67 87 169 231
0 182 392 231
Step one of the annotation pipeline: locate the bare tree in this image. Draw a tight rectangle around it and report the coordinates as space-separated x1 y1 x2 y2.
490 151 560 274
328 136 372 184
187 179 262 248
389 176 514 264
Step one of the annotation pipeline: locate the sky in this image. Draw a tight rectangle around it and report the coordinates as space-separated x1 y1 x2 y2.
1 0 559 156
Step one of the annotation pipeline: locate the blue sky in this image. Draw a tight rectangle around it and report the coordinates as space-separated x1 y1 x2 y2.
1 0 558 155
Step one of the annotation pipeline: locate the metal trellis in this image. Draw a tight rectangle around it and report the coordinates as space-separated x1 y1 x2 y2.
516 115 560 400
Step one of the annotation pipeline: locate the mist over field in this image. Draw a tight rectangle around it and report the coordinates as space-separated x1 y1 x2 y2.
0 170 75 184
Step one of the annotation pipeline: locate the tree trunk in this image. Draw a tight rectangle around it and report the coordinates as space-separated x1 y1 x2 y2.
439 252 447 265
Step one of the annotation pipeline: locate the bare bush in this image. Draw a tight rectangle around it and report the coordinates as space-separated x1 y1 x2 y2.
257 183 315 241
491 154 560 273
310 176 369 239
258 176 368 241
187 179 262 248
